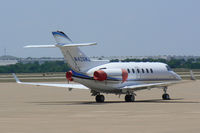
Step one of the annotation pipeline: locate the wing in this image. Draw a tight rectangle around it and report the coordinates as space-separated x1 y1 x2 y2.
122 81 181 91
12 73 89 90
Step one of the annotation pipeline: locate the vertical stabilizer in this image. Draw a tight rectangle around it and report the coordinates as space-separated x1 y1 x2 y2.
52 31 73 44
25 31 108 72
52 31 107 72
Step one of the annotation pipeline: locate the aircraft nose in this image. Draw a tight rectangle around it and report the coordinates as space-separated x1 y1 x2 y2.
174 73 182 80
170 71 182 80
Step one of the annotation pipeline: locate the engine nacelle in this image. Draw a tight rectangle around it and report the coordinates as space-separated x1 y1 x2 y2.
93 69 128 82
66 71 73 81
93 70 107 81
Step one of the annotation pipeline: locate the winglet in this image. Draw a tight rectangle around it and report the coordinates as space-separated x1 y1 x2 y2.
190 70 196 80
12 73 21 83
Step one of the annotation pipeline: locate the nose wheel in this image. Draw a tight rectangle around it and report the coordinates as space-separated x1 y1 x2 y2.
162 87 170 100
162 93 170 100
125 95 135 102
95 95 105 103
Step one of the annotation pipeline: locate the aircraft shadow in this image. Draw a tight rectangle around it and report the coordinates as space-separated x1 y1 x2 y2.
28 98 200 106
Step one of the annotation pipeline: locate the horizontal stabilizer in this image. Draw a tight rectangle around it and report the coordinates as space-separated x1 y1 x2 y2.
58 42 97 47
24 45 56 48
24 43 96 48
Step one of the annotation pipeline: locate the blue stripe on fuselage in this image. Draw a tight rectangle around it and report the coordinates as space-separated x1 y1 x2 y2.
70 70 177 82
71 70 91 78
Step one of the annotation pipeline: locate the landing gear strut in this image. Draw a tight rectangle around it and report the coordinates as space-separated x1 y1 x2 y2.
95 95 105 103
125 95 135 102
162 87 170 100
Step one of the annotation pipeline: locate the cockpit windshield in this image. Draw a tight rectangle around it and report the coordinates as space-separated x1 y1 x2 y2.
166 65 172 71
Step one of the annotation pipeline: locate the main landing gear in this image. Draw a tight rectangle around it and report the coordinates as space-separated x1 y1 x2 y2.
162 87 170 100
125 92 136 102
91 90 105 103
95 94 135 103
95 95 105 103
125 95 135 102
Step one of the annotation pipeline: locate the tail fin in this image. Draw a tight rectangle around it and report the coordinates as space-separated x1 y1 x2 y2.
52 31 73 44
24 31 108 72
52 31 108 72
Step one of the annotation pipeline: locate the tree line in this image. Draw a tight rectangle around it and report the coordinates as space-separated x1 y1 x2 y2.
1 58 200 73
0 61 70 73
110 58 200 69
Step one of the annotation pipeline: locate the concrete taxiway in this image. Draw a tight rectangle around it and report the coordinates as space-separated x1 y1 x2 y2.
0 81 200 133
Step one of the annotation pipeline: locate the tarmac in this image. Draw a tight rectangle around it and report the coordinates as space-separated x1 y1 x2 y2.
0 80 200 133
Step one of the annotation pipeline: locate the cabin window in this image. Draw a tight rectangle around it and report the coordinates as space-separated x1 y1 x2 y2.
150 68 153 73
137 69 140 73
127 69 130 73
142 69 145 73
166 65 172 71
132 69 135 73
146 68 149 73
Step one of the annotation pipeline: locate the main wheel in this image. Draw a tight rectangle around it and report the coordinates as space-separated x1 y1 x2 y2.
162 93 170 100
125 95 135 102
95 95 105 103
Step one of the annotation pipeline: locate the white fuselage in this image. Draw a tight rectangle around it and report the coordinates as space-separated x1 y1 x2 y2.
22 31 183 102
71 62 181 94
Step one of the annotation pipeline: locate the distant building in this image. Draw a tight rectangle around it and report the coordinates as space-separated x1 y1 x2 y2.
1 55 200 66
90 55 200 61
18 57 64 64
0 60 18 66
0 55 18 66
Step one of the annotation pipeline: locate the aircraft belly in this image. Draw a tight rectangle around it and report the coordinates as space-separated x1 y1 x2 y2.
72 77 177 94
73 77 122 90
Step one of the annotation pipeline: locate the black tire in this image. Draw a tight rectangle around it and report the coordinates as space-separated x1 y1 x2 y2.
125 95 135 102
96 95 105 103
125 95 130 102
162 93 170 100
130 95 135 102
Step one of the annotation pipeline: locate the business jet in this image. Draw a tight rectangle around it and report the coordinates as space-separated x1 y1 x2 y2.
13 31 184 103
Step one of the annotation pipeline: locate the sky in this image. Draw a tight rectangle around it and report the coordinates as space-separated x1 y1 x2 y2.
0 0 200 57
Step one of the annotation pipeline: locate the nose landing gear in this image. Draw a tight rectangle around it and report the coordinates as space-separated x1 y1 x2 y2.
162 87 170 100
